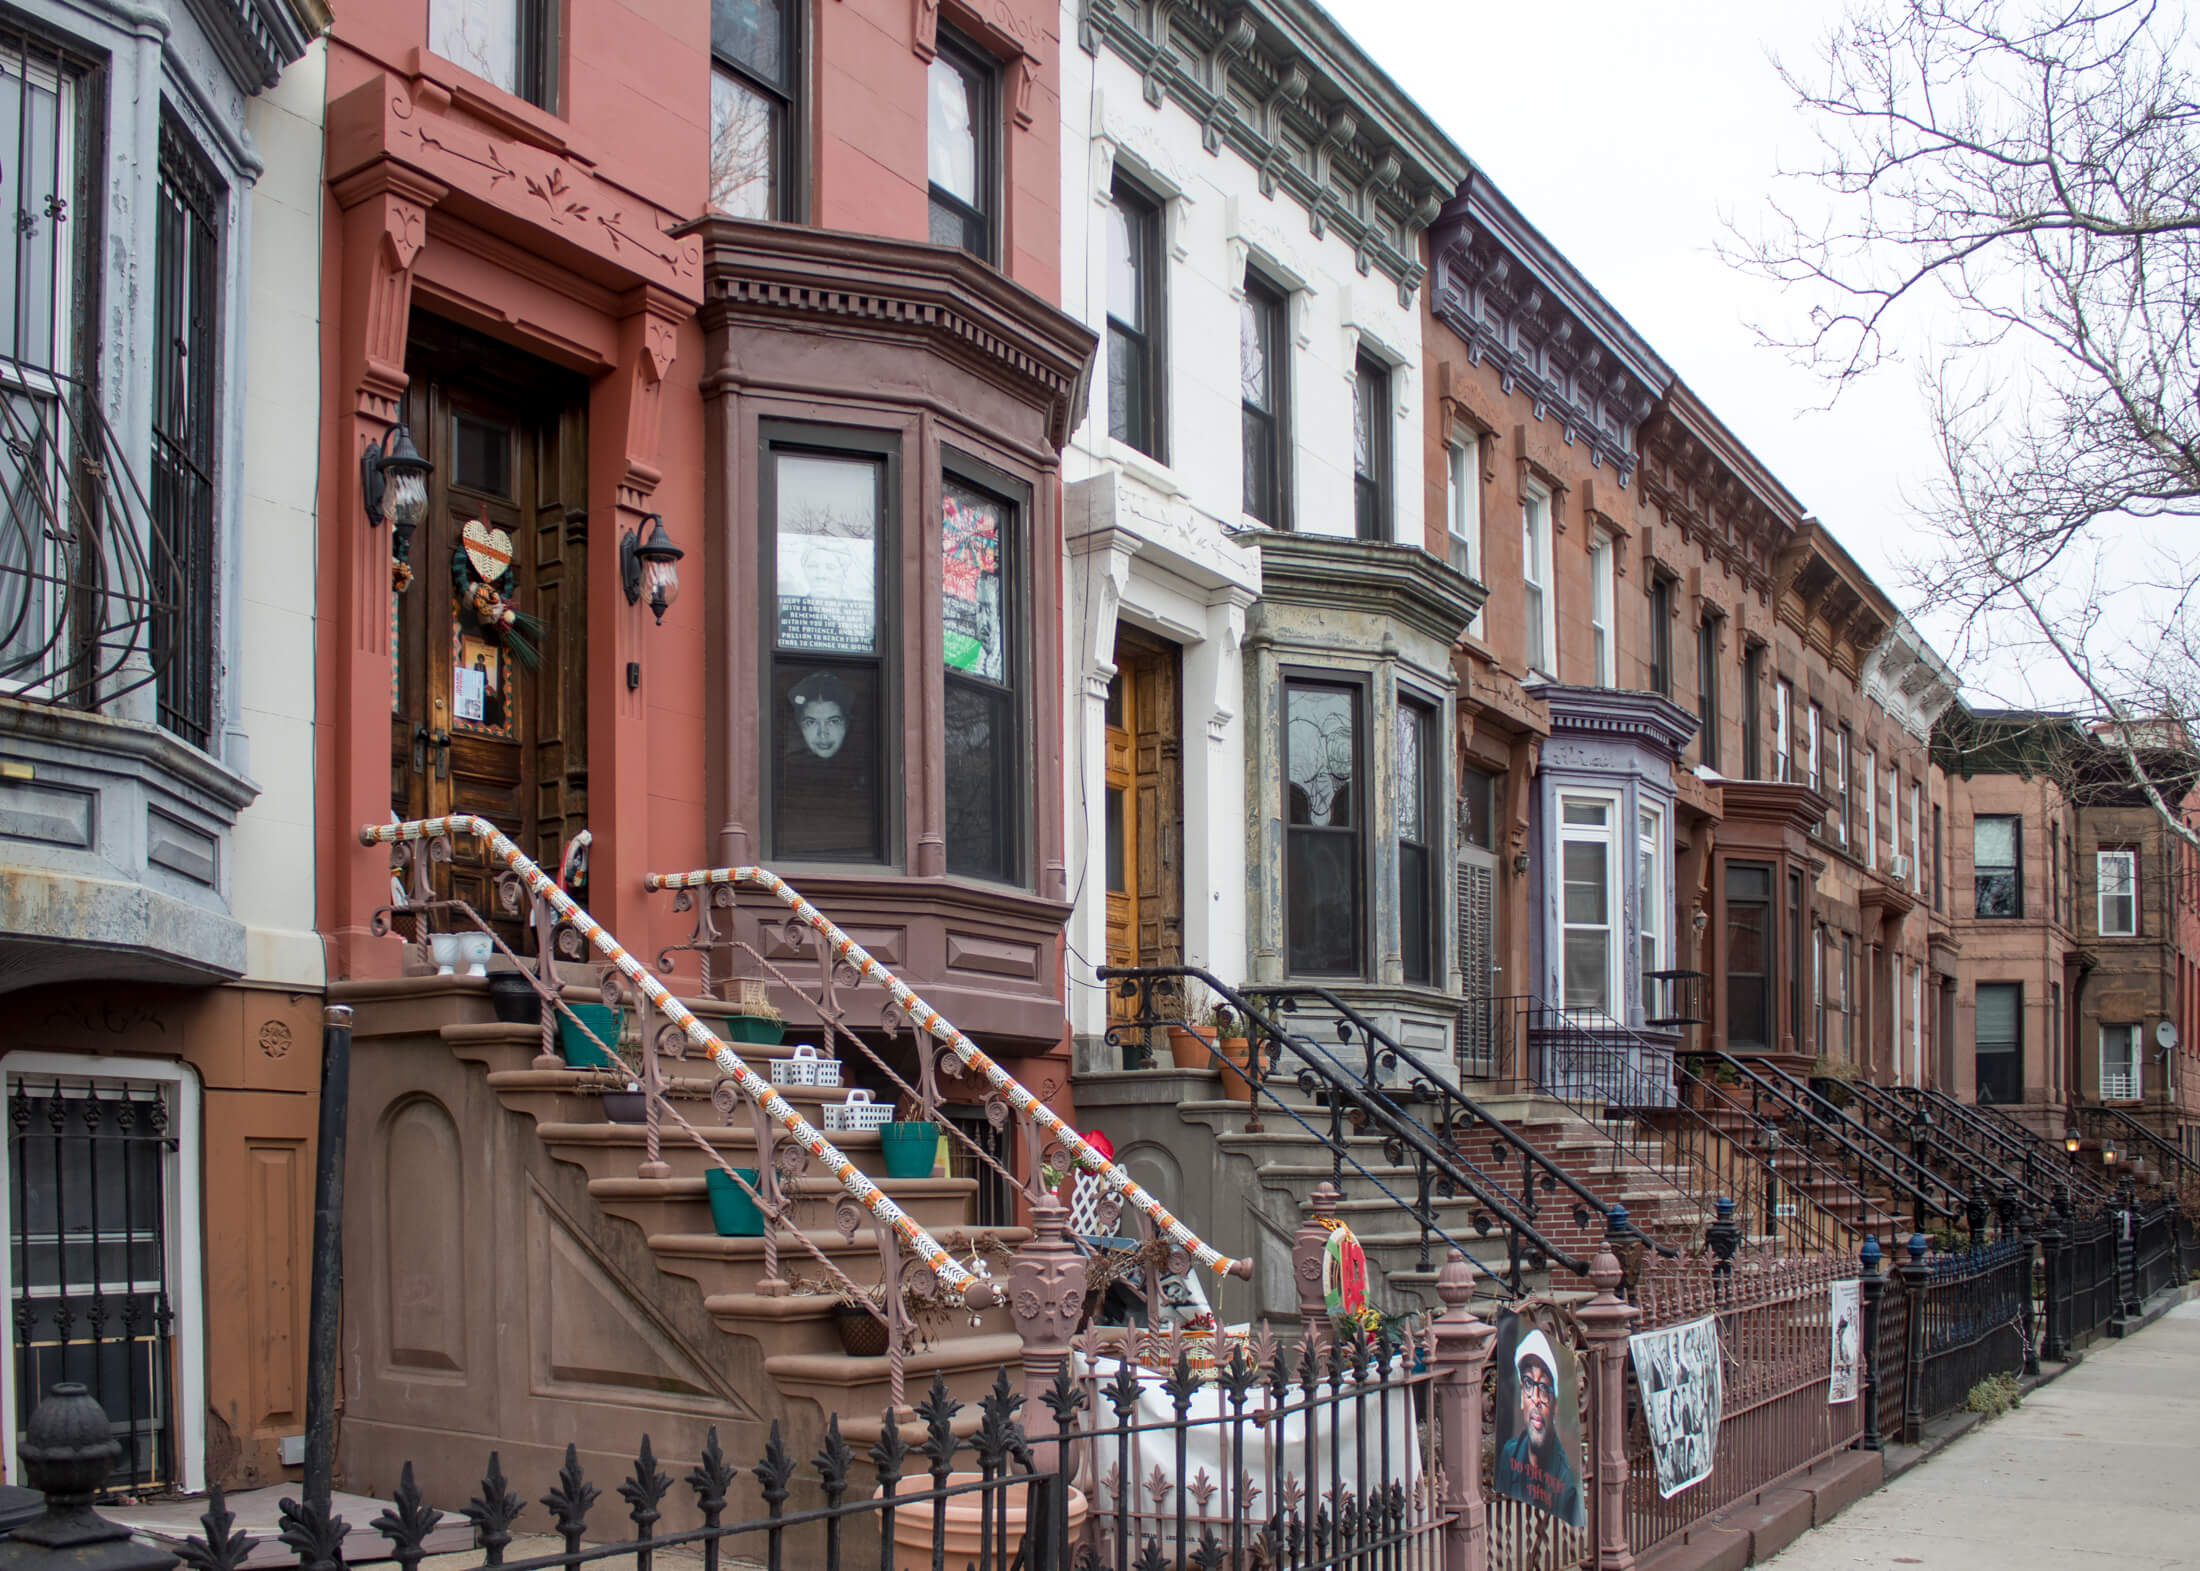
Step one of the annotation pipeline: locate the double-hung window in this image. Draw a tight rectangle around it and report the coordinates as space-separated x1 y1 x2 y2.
1804 701 1822 795
1773 681 1792 782
1648 577 1672 697
941 467 1022 882
1726 862 1773 1048
766 433 894 864
1522 485 1554 677
2098 848 2137 936
1907 780 1921 880
1351 355 1390 541
710 0 799 219
1832 727 1850 847
1696 616 1719 769
1445 434 1482 635
1240 272 1286 523
1864 749 1878 865
1398 700 1437 986
1285 681 1362 976
1973 814 2020 918
1637 806 1664 1019
926 31 996 260
430 0 557 107
1106 177 1164 458
2100 1022 2141 1100
1589 536 1616 686
1560 796 1619 1018
1741 645 1763 778
151 121 222 750
1974 982 2022 1104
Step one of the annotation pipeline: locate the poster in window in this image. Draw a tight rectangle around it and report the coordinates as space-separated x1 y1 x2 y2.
1827 1279 1861 1404
942 481 1005 682
1628 1315 1723 1499
773 663 882 861
1489 1311 1585 1527
775 454 878 654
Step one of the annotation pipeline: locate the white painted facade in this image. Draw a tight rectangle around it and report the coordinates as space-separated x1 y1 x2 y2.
1058 0 1442 1056
232 39 326 987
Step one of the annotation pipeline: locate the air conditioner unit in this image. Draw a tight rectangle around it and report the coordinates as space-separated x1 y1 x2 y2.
1887 853 1913 883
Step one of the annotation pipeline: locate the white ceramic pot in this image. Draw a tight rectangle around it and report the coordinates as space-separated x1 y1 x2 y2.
428 932 461 976
456 931 496 978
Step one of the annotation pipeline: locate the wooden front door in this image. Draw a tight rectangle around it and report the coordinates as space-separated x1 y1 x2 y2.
390 317 590 919
1104 631 1182 1024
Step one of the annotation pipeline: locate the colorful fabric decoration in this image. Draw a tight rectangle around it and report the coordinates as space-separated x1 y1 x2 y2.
1318 1217 1374 1328
646 861 1245 1282
453 516 544 668
363 814 987 1303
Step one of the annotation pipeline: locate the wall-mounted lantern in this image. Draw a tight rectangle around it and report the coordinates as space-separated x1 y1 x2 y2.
362 423 434 570
621 514 684 624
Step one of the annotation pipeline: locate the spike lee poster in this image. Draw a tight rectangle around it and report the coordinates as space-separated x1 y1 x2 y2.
1489 1312 1586 1527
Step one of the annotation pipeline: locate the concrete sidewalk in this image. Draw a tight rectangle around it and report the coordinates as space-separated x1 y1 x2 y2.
1761 1301 2200 1571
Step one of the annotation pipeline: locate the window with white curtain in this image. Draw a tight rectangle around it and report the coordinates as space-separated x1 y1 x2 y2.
1805 702 1821 794
1773 682 1792 782
1864 749 1878 866
1522 485 1554 677
2098 848 2137 935
1589 535 1615 686
1832 728 1850 846
1446 437 1482 640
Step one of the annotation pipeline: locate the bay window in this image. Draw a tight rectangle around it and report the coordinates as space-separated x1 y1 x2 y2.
1398 700 1436 985
1285 681 1362 975
1560 795 1619 1017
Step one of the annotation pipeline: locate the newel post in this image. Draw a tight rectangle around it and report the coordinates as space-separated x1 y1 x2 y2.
1856 1236 1883 1452
1292 1182 1342 1344
1429 1250 1496 1571
1898 1234 1930 1444
1007 1197 1089 1482
0 1385 179 1571
2035 1205 2066 1364
1575 1249 1641 1571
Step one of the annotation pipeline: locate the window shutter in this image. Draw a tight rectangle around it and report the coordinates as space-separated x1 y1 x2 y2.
1456 858 1493 1076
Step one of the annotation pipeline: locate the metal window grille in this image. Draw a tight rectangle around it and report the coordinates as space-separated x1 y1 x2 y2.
151 118 222 750
7 1078 177 1496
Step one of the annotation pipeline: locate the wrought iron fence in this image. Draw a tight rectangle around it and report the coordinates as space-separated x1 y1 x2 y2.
2130 1204 2176 1306
1897 1237 2028 1440
1622 1255 1862 1557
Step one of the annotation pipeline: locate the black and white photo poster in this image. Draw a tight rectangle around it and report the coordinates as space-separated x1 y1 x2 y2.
1828 1279 1861 1404
1628 1316 1723 1499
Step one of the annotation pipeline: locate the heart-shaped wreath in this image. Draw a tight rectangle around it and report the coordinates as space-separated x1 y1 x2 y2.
452 516 545 668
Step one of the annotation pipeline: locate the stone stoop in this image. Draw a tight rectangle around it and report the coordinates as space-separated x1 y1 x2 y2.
331 973 1032 1517
1633 1451 1885 1571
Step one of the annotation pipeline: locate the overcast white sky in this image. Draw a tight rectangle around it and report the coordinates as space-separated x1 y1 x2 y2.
1322 0 1964 658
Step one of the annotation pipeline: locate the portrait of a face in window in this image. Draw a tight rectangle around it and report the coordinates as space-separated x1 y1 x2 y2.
774 664 882 860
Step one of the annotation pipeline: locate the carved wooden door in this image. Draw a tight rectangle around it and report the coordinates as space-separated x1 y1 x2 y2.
1105 631 1182 1026
389 316 589 922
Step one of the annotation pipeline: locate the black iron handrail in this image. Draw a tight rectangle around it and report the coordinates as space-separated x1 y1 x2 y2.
1247 983 1679 1261
1687 1048 1965 1231
1475 994 1872 1255
1099 965 1606 1292
1893 1087 2116 1204
2079 1103 2200 1190
1831 1075 2053 1208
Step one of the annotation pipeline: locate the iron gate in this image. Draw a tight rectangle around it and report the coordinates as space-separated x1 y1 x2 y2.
7 1078 177 1494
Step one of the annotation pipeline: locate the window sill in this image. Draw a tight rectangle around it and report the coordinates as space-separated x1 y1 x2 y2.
409 46 576 158
1101 439 1185 498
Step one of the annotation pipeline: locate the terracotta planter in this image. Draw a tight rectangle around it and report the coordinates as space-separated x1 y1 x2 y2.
880 1471 1087 1571
1216 1038 1258 1101
1167 1027 1215 1072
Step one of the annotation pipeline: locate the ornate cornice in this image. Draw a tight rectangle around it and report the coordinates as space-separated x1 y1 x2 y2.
1861 615 1960 742
1079 0 1470 306
1717 779 1833 838
1774 521 1897 683
1252 533 1483 650
1428 176 1672 488
1636 383 1802 601
1540 684 1699 759
183 0 325 94
691 219 1097 451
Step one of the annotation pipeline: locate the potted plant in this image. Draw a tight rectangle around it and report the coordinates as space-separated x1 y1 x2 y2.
1209 999 1260 1101
720 977 786 1046
487 968 541 1024
601 1077 646 1124
704 1164 766 1236
879 1095 940 1180
557 1001 623 1070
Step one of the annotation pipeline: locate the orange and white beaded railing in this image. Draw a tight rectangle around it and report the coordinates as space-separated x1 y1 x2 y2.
645 862 1251 1283
361 815 997 1306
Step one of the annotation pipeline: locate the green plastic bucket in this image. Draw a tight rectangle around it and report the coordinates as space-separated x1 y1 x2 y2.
879 1121 939 1180
704 1167 765 1236
558 1003 621 1069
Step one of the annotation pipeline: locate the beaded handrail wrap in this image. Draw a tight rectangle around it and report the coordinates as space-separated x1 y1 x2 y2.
646 862 1244 1280
362 815 983 1301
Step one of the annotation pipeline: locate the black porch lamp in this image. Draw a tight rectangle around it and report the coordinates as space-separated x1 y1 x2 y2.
2064 1126 2082 1156
2101 1135 2118 1167
621 514 685 623
361 423 433 564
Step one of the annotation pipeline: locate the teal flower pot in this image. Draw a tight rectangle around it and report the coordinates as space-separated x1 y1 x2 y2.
557 1003 621 1070
719 1013 785 1046
879 1121 939 1180
704 1167 765 1236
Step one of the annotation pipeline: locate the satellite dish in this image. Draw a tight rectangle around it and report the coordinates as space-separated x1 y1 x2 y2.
2156 1020 2180 1051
